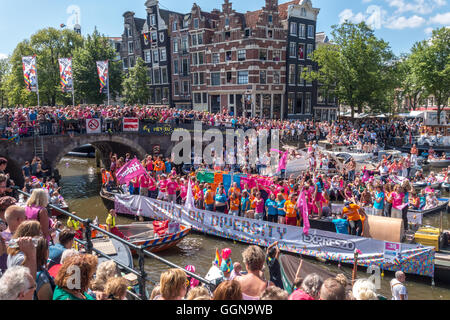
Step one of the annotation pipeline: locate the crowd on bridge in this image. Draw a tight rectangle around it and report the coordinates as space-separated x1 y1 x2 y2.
0 105 424 148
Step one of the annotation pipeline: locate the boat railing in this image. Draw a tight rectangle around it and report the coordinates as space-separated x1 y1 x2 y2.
15 188 217 300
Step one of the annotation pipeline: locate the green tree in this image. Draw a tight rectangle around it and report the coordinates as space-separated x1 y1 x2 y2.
0 57 11 107
5 28 83 106
122 57 150 104
307 22 396 118
410 27 450 124
72 29 122 104
397 54 423 111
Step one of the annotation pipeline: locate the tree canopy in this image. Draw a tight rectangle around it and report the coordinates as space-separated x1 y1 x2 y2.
122 57 150 105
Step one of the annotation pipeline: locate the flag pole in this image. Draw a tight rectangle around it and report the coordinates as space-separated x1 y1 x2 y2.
107 60 110 106
35 58 40 107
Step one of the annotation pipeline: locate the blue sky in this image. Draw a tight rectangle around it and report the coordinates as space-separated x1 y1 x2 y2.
0 0 449 59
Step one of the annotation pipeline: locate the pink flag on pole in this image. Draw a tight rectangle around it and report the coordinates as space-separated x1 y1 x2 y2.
297 191 310 236
115 158 148 185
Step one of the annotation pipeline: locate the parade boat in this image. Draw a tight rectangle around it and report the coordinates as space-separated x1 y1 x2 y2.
429 159 450 168
408 198 450 216
113 194 447 282
98 221 191 254
50 200 69 217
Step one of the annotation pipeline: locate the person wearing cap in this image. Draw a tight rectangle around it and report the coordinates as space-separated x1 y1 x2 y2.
342 201 365 236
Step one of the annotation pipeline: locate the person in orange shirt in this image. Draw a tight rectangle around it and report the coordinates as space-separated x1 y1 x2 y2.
229 192 241 217
204 185 215 212
342 202 366 236
284 194 298 226
154 157 166 177
228 182 241 198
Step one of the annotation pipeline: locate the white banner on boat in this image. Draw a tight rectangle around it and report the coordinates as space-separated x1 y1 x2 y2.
114 194 435 277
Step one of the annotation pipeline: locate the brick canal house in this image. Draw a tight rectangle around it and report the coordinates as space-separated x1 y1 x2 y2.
120 0 336 120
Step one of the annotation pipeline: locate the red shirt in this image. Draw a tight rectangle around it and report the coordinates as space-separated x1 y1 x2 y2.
166 180 178 195
288 289 315 301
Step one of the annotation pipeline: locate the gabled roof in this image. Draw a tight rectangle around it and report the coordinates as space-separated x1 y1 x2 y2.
278 0 300 20
134 17 146 32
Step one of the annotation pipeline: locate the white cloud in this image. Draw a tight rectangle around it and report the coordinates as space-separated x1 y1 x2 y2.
386 15 426 29
429 12 450 25
424 27 434 34
338 5 387 29
0 53 8 60
385 0 447 14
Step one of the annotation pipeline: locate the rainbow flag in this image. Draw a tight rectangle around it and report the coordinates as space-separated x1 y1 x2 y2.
214 249 222 267
96 60 109 94
143 32 149 43
58 58 73 92
22 56 38 92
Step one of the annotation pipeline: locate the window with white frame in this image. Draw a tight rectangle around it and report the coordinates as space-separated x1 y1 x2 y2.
126 26 132 37
225 17 230 27
299 24 306 38
173 39 179 53
183 81 189 94
199 72 204 84
144 50 151 63
273 71 280 84
238 49 246 61
198 33 203 45
259 49 267 61
194 93 201 104
298 43 305 60
308 25 314 38
148 69 153 84
301 8 306 17
151 32 157 43
182 59 189 75
307 44 313 59
174 81 180 95
289 42 296 58
159 32 164 43
289 64 296 85
161 67 168 83
290 22 297 35
305 92 311 113
173 60 179 74
211 72 220 86
128 42 134 54
212 53 220 64
123 58 128 69
306 65 312 85
198 52 204 65
192 53 198 65
298 65 304 86
129 56 135 68
260 71 266 84
153 68 161 84
194 18 199 29
268 15 273 24
160 48 167 61
150 15 156 26
237 71 248 84
172 21 178 32
191 34 197 46
181 37 188 52
273 50 281 62
193 73 199 85
153 50 159 63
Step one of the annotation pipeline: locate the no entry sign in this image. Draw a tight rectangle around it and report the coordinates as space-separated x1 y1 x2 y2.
123 118 139 132
86 118 101 134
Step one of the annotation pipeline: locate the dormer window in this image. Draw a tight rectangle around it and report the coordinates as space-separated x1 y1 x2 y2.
150 14 156 26
194 18 199 29
301 8 306 17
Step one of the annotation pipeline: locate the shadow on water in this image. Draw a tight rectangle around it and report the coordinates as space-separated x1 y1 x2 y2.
56 156 450 300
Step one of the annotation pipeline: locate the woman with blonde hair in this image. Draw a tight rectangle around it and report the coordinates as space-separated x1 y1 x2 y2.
104 277 128 300
25 189 51 242
186 286 211 300
352 279 378 300
90 260 119 292
154 268 188 300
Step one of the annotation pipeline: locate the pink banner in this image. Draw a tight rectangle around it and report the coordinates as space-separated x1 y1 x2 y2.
115 159 148 185
297 191 310 236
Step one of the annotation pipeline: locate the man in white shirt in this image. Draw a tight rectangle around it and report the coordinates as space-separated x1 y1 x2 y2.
390 271 408 300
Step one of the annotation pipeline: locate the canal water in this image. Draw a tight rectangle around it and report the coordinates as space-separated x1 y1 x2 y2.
57 156 450 300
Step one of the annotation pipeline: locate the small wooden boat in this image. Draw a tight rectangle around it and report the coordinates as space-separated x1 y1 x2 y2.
91 237 134 270
408 198 450 216
429 159 450 168
99 222 192 254
50 201 69 217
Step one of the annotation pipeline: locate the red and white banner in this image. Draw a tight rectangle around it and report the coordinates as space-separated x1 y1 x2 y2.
86 118 101 134
123 118 139 132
